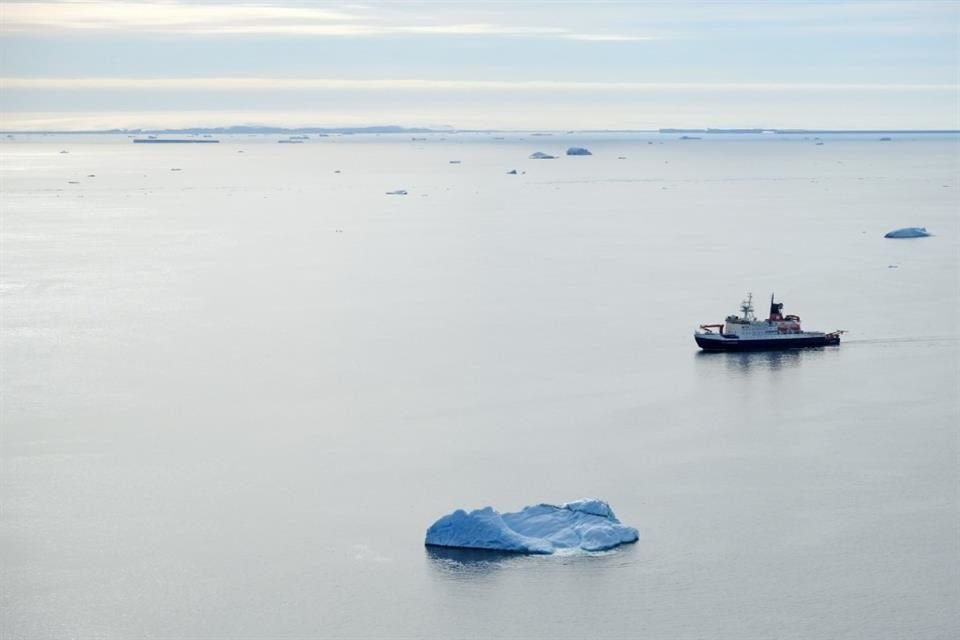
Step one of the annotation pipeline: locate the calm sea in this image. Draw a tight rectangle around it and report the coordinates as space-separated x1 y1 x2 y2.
2 133 958 639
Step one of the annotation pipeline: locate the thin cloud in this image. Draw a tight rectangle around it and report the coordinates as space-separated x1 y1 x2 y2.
563 33 654 42
1 0 952 39
1 1 362 30
0 1 653 40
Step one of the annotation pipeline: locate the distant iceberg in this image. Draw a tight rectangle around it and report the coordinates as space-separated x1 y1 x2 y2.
884 227 930 238
425 499 638 554
385 189 408 196
528 151 557 159
566 147 592 156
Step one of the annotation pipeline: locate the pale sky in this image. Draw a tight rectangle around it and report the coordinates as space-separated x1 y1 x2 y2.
1 0 958 130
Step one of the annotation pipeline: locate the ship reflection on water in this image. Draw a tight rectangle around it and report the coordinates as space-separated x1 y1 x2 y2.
729 349 801 371
695 348 820 372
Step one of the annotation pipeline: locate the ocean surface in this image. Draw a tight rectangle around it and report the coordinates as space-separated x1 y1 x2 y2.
2 133 958 639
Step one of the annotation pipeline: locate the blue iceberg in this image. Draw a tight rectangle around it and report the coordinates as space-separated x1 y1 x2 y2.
528 151 557 159
425 499 639 554
884 227 930 238
566 146 592 156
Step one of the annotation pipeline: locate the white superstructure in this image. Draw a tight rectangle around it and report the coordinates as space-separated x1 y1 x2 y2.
719 293 816 339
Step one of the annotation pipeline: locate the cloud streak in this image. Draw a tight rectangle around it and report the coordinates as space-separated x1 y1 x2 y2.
0 1 652 40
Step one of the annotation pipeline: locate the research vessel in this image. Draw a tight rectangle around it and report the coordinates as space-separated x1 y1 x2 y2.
695 294 843 351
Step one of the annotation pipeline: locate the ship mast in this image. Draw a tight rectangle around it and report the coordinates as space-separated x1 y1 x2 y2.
740 293 755 320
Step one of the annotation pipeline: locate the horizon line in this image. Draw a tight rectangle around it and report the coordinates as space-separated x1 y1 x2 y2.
3 78 957 93
3 126 960 135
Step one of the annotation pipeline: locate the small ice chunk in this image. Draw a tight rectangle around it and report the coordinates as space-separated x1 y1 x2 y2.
566 147 592 156
506 169 518 175
386 189 408 195
884 227 930 238
528 151 557 160
425 499 638 554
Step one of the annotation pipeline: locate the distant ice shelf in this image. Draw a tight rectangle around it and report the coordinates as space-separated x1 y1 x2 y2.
132 138 220 144
425 499 639 554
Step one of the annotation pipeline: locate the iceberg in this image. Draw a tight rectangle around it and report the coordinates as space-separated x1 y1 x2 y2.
566 147 592 156
884 227 930 238
385 189 408 196
528 151 557 160
425 499 638 554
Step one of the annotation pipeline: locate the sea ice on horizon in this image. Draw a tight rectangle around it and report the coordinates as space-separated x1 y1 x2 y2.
425 499 639 554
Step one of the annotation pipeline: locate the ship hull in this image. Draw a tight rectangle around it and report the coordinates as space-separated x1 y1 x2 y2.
695 334 840 351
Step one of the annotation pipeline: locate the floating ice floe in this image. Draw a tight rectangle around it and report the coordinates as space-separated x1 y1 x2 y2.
386 189 408 196
425 499 638 555
566 147 592 156
884 227 930 238
506 169 518 175
529 151 557 160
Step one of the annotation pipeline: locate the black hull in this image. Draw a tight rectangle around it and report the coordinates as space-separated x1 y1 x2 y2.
695 335 840 352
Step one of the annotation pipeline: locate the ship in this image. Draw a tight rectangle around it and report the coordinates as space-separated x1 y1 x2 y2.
695 293 843 351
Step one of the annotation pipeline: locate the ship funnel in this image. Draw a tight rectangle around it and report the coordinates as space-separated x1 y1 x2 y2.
768 293 784 321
